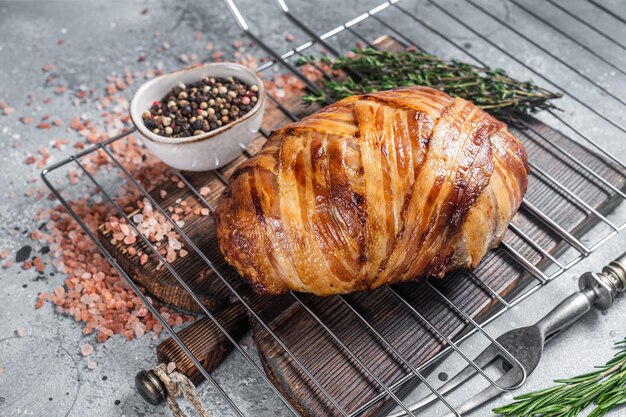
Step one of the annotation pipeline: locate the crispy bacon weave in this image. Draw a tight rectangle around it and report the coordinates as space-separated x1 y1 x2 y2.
215 87 528 296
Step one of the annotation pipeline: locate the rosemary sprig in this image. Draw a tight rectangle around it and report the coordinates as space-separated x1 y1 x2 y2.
298 48 561 122
493 337 626 417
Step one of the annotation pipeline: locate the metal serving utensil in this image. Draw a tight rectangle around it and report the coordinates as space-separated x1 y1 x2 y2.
389 251 626 417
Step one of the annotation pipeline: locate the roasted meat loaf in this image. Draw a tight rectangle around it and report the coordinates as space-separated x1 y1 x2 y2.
215 86 528 296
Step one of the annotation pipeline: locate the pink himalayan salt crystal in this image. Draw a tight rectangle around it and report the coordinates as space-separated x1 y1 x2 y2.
15 326 26 337
80 343 94 356
123 234 136 245
132 321 146 338
166 362 176 373
168 239 182 251
87 361 97 370
54 286 65 298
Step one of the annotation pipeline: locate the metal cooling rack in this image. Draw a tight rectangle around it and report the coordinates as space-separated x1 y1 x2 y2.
41 0 626 416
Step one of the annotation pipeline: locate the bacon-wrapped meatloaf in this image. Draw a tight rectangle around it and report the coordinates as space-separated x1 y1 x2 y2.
215 86 528 296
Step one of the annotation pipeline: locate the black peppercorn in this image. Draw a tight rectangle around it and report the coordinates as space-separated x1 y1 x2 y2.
144 119 156 129
191 120 203 130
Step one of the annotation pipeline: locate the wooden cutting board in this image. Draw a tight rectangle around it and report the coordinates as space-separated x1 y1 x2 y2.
99 35 625 417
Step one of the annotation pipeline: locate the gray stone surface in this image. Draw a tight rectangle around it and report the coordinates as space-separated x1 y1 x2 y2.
0 0 625 416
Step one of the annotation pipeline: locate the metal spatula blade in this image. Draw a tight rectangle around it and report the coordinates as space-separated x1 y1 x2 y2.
389 251 626 417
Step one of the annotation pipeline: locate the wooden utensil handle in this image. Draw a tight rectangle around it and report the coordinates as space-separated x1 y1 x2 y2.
157 301 250 385
135 289 281 405
136 302 250 405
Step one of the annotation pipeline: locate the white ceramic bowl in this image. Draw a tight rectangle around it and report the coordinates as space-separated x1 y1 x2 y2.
130 63 266 171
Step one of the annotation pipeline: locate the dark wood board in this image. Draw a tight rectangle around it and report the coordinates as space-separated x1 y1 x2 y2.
99 35 626 417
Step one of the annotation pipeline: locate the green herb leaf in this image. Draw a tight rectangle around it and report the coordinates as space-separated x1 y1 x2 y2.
301 47 561 123
492 337 626 417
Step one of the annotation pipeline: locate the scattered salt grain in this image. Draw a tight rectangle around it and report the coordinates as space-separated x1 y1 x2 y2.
166 362 176 373
54 286 65 298
80 343 94 356
132 321 146 338
15 326 26 337
168 239 182 251
87 361 97 370
34 292 47 309
103 338 114 350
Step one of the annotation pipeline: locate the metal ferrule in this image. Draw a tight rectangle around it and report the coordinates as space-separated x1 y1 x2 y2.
602 257 626 294
579 252 626 311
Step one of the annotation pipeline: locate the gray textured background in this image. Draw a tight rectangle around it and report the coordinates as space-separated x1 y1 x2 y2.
0 0 625 416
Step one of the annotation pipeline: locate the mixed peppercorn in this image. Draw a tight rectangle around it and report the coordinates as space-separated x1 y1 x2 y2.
142 76 259 138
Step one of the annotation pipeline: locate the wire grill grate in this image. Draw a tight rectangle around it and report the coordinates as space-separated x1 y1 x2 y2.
41 1 626 416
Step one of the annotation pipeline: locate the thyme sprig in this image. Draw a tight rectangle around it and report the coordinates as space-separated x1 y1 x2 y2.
493 337 626 417
298 48 561 122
